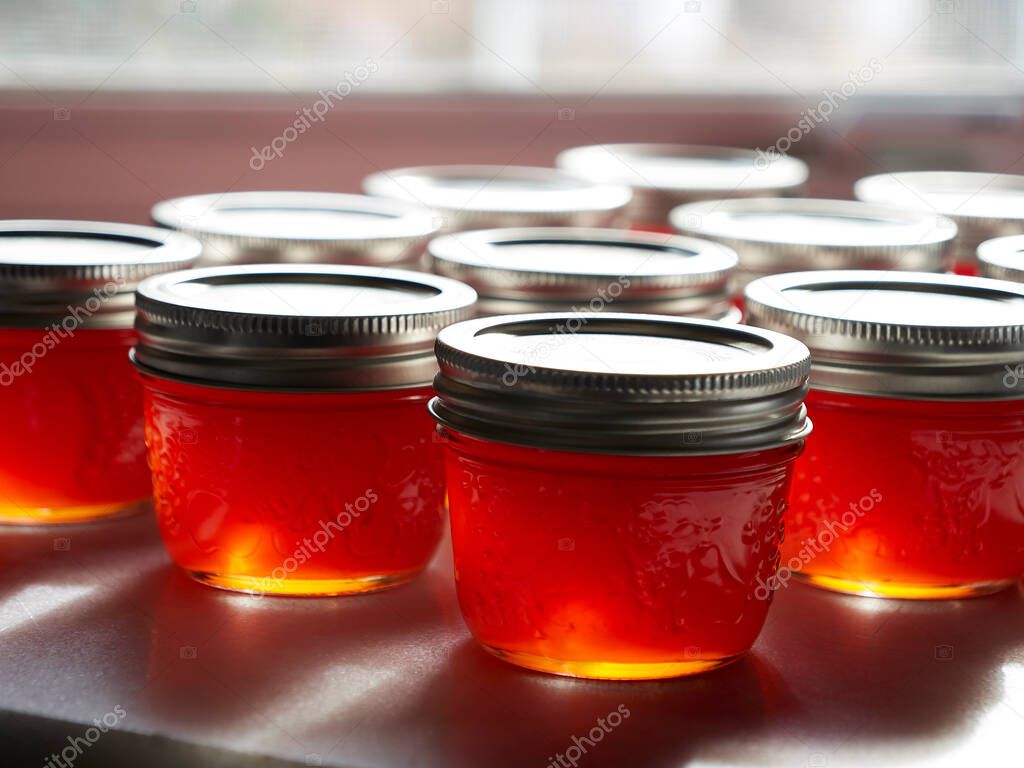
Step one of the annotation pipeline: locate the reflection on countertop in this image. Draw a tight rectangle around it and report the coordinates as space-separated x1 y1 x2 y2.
0 508 1021 767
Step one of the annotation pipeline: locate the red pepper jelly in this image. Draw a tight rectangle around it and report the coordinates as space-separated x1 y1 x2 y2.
555 144 808 231
430 313 811 679
856 171 1024 275
428 226 740 321
0 220 200 524
152 191 440 268
132 265 476 595
745 270 1024 599
362 165 632 233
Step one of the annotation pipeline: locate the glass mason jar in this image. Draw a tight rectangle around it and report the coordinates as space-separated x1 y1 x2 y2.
362 165 632 233
978 234 1024 283
429 313 812 679
151 191 440 268
132 265 476 596
555 143 809 232
428 226 741 321
745 270 1024 599
855 171 1024 275
671 198 956 299
0 220 200 524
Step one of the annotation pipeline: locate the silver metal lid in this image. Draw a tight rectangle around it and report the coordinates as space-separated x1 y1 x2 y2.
744 270 1024 400
854 172 1024 265
362 165 632 231
430 313 811 455
0 220 201 328
555 144 809 226
671 198 956 289
151 191 440 267
978 235 1024 283
133 264 477 391
428 227 738 320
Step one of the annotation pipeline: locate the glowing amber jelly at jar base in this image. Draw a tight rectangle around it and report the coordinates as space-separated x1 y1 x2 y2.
429 313 812 679
0 220 200 524
132 264 476 596
746 270 1024 600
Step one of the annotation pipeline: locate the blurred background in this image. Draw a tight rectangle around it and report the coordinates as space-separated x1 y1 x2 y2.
0 0 1022 220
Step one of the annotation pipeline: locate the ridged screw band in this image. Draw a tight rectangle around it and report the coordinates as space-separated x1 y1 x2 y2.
430 313 812 455
0 220 201 328
744 270 1024 400
133 264 477 391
